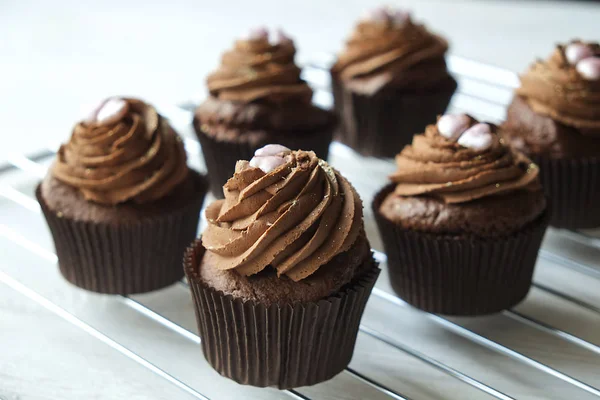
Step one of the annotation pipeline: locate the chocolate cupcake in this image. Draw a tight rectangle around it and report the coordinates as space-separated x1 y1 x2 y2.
184 144 379 388
373 114 549 315
37 97 208 294
503 41 600 229
331 6 457 158
194 28 337 198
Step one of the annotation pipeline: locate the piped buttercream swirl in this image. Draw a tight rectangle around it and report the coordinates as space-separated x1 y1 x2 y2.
390 114 542 203
331 7 449 92
52 97 188 205
202 146 363 281
206 28 313 104
517 41 600 135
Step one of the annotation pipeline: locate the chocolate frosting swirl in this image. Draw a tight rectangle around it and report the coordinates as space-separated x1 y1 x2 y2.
52 98 188 205
517 41 600 135
206 32 313 104
202 150 363 281
331 12 449 93
390 116 541 204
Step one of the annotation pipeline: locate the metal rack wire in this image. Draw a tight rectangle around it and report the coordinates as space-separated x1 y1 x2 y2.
1 55 600 399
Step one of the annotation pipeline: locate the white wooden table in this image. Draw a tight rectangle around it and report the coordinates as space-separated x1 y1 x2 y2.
2 50 600 399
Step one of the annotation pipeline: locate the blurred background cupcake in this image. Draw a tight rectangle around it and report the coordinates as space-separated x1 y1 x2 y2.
373 114 549 315
37 97 208 294
185 144 379 388
503 40 600 229
330 6 456 158
194 28 337 198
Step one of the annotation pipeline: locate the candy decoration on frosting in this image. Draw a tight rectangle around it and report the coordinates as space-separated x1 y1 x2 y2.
244 26 269 41
275 28 292 44
363 6 409 26
363 6 389 23
392 9 410 25
436 114 493 151
254 144 291 157
565 43 594 65
564 42 600 81
436 114 470 140
88 97 129 125
576 57 600 81
249 144 291 173
457 123 493 151
242 26 294 46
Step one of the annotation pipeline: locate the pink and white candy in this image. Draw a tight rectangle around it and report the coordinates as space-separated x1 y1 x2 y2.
87 97 128 124
391 9 410 25
436 114 471 140
565 43 595 64
243 26 269 41
242 27 292 45
363 6 389 23
576 57 600 81
254 144 290 157
564 43 600 81
457 123 493 151
275 28 292 44
363 6 409 26
250 144 291 173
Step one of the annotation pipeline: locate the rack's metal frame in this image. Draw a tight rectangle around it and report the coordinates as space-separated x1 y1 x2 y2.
2 55 600 399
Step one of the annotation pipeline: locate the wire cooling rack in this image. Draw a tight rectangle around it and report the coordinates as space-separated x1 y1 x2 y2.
2 55 600 399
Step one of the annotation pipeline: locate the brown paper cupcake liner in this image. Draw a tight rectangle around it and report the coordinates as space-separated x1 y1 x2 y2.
331 75 457 158
372 184 549 316
36 174 207 295
184 239 380 389
193 115 333 199
530 154 600 230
